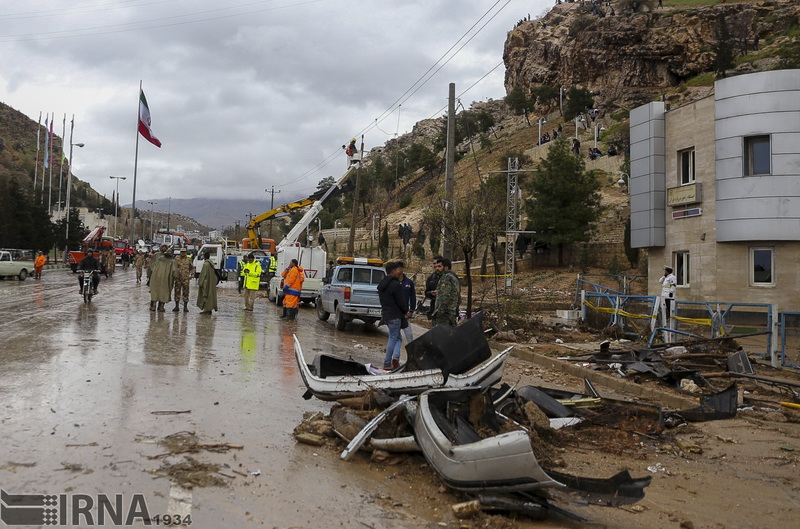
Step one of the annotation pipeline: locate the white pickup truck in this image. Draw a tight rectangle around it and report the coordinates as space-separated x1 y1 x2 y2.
0 249 35 281
316 257 385 331
193 243 227 280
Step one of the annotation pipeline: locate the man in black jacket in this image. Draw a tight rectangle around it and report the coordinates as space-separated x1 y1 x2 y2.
77 250 101 294
377 261 408 369
423 255 443 319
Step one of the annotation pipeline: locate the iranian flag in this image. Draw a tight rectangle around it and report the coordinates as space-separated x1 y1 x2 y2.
138 89 162 147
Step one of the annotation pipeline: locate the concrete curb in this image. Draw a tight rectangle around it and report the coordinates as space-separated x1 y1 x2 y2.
509 345 698 410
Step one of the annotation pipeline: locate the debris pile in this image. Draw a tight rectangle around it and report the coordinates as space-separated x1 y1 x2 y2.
140 431 244 488
294 382 661 523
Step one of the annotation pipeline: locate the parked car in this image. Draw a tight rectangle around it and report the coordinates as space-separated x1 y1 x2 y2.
0 249 35 281
316 257 385 330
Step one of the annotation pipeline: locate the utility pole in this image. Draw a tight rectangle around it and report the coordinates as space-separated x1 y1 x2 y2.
348 135 364 255
266 186 281 239
442 82 455 260
505 157 519 294
488 160 537 294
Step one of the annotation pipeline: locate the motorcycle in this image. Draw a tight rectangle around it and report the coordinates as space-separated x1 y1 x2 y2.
78 269 101 303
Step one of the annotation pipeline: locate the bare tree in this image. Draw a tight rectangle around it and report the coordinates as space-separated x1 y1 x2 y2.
423 182 505 318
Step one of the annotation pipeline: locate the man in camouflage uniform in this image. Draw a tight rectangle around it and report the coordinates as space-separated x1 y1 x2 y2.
430 257 460 327
134 250 145 283
173 248 192 312
100 248 114 278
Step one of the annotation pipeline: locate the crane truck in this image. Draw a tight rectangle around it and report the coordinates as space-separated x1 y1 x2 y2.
264 163 359 305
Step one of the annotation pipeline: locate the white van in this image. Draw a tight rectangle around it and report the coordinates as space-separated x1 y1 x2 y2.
193 243 226 279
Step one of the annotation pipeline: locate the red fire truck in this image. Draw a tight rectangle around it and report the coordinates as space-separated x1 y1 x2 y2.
67 227 114 272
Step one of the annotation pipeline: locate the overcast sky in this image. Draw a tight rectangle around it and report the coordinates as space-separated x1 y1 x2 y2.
0 0 550 208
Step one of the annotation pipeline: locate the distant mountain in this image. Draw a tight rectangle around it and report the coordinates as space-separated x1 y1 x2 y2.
128 196 306 231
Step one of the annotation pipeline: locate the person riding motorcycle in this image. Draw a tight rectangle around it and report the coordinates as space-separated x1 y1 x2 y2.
78 250 101 294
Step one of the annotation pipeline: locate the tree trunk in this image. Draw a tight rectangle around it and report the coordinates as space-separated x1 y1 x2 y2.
557 242 564 267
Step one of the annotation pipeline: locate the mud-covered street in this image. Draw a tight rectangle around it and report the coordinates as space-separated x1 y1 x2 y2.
0 266 443 528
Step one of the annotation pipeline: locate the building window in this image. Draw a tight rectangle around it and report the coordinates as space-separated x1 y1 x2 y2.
674 251 690 286
750 247 774 286
744 136 771 176
678 148 695 185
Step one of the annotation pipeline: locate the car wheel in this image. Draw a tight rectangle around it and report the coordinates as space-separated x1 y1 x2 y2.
18 269 28 281
335 307 348 331
267 287 275 302
316 297 330 321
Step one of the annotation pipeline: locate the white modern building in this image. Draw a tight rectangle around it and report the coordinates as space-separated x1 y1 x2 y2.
629 69 800 309
50 207 109 232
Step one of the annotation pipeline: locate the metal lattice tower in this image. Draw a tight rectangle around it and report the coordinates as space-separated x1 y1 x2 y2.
505 157 519 293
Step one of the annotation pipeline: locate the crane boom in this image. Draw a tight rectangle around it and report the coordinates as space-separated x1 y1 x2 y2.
278 164 357 250
245 197 317 248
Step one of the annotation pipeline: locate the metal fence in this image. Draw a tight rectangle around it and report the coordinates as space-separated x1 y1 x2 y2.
580 292 788 367
779 312 800 368
581 291 658 340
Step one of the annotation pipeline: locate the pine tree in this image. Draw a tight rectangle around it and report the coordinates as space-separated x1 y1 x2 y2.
379 222 389 260
524 137 601 266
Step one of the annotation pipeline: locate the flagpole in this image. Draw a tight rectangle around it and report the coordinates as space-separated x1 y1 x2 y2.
34 112 41 195
42 113 50 196
65 115 75 258
130 80 142 245
57 113 66 216
47 112 55 214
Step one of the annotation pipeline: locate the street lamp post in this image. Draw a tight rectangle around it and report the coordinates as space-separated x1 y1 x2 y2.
575 115 585 139
594 125 605 148
64 141 85 251
537 117 547 145
618 173 629 191
147 200 158 242
109 176 127 238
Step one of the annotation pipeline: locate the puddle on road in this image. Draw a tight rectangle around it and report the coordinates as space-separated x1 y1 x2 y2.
0 268 441 527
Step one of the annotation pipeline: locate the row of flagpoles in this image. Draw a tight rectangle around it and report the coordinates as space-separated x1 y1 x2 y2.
33 112 75 216
33 83 162 246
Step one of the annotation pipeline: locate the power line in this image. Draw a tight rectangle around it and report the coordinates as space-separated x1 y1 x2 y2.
0 0 325 41
280 5 511 195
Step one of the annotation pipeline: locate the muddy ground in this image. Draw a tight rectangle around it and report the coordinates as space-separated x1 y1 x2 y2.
303 345 800 529
1 266 798 528
295 266 800 529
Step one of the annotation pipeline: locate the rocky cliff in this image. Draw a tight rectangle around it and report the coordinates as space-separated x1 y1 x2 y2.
504 0 800 109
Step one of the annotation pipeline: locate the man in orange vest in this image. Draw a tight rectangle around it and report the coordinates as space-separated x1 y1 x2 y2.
280 259 304 320
34 251 47 279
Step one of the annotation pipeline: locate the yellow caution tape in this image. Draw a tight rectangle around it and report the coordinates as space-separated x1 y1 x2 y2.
582 299 655 320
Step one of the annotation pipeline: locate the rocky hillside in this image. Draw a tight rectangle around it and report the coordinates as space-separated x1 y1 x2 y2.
503 0 800 111
359 0 799 271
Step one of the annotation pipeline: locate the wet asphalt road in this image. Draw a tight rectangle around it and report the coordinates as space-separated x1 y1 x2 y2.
0 266 434 528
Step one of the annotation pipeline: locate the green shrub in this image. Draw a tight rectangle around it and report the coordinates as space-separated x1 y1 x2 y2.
569 15 596 36
579 244 590 274
685 73 715 87
399 195 412 208
607 254 623 275
611 109 629 122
